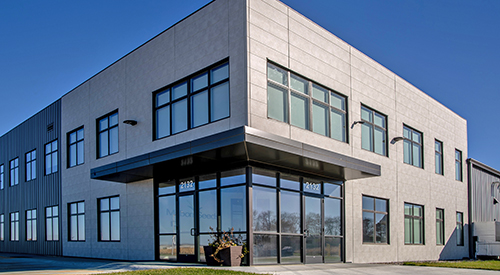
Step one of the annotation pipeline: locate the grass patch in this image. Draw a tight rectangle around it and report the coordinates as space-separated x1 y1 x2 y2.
403 260 500 271
104 267 260 275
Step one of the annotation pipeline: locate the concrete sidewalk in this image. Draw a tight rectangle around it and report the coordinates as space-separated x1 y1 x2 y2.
0 253 497 275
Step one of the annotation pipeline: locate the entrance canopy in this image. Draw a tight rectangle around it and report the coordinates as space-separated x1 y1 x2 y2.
91 126 380 183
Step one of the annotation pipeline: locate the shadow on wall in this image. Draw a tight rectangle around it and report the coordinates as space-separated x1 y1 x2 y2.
439 224 469 260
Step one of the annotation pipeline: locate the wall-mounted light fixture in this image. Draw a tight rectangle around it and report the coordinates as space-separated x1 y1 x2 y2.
391 136 404 144
351 121 365 129
123 120 137 126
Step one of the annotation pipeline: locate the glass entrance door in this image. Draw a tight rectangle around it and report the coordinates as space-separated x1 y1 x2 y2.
304 196 323 263
178 194 197 262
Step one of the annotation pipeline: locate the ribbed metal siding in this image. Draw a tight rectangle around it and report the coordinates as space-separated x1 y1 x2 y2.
470 164 500 223
0 100 62 255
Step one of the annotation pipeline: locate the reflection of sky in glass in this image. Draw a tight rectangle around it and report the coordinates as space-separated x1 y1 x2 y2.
199 190 217 233
159 196 176 234
179 196 194 246
221 186 246 231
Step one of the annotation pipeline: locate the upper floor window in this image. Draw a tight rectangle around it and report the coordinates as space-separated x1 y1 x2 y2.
0 164 4 189
69 201 85 241
154 61 230 140
45 140 58 175
9 158 19 186
10 212 19 241
26 150 36 181
404 203 424 245
362 195 389 244
26 209 37 241
97 112 118 158
98 196 120 241
267 63 347 142
68 127 84 167
361 106 387 156
455 149 463 181
46 205 59 241
435 140 443 175
403 125 423 168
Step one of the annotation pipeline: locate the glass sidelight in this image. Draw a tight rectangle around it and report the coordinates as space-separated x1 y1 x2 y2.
304 196 322 263
178 194 196 262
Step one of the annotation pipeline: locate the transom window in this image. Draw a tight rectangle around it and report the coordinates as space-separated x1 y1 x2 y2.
267 63 347 142
10 158 19 186
26 209 37 241
45 140 58 175
361 106 387 156
26 150 36 181
435 140 443 175
403 125 423 168
404 203 424 244
362 195 389 244
154 61 230 140
455 149 463 181
97 112 118 158
68 127 84 167
46 206 59 241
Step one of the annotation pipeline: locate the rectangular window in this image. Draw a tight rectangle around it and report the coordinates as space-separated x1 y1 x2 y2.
0 164 4 189
25 150 36 181
455 149 463 181
0 214 4 241
69 201 85 241
68 127 84 167
404 203 424 244
403 126 423 168
436 208 444 245
361 106 387 156
45 140 58 175
46 206 59 241
435 140 443 175
154 61 230 140
267 62 347 142
97 112 118 158
26 209 37 241
456 212 464 246
10 212 19 241
362 195 389 244
10 158 19 186
99 196 120 241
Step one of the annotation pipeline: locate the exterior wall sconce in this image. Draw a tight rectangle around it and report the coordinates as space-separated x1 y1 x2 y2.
391 136 404 144
123 120 137 126
351 121 365 129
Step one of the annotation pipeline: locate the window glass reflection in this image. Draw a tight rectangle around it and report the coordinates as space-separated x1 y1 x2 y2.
159 195 176 234
253 186 277 232
221 186 246 232
252 168 276 187
159 180 176 195
221 168 246 186
281 191 300 234
199 190 217 233
253 234 277 264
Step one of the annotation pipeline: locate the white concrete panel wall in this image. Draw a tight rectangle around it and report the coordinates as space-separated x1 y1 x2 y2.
248 0 468 263
61 0 248 260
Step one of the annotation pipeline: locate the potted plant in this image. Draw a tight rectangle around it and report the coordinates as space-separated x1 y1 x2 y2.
204 227 247 266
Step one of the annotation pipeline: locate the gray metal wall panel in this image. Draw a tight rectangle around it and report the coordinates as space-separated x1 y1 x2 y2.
471 164 500 223
0 100 62 255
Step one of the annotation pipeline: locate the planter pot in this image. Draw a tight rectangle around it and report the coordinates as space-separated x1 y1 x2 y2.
219 246 243 266
203 246 220 266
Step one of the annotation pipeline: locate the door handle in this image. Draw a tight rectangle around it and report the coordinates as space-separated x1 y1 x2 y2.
190 228 196 236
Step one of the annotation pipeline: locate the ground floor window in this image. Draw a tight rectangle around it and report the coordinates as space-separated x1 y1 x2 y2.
362 196 389 244
69 201 85 241
404 203 424 244
98 196 120 242
10 212 19 241
46 206 59 241
26 209 37 241
436 208 444 245
456 212 464 246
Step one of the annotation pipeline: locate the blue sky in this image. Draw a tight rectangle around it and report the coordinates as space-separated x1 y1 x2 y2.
1 0 499 170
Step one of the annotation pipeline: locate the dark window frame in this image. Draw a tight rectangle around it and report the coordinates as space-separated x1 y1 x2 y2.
153 59 230 140
26 209 37 242
362 195 389 244
404 202 424 245
10 211 19 241
360 105 388 156
266 61 348 143
96 110 119 158
25 149 36 181
45 205 59 241
45 140 58 175
403 125 424 168
67 126 85 168
456 211 464 246
68 201 85 242
455 149 463 181
9 158 19 186
98 195 120 242
435 140 444 175
436 208 444 245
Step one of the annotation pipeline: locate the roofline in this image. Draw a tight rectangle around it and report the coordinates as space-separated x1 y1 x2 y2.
467 158 500 177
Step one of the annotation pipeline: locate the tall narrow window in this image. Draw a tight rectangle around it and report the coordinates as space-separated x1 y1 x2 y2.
99 196 120 241
10 158 19 186
456 212 464 246
362 196 389 243
435 140 443 175
404 203 424 244
10 212 19 241
455 149 463 181
403 126 423 168
46 206 59 241
26 209 37 241
361 106 387 156
97 112 118 158
69 201 85 241
26 150 36 181
267 62 347 142
0 164 4 189
68 127 84 167
0 214 4 241
45 140 58 175
436 208 444 245
154 61 230 140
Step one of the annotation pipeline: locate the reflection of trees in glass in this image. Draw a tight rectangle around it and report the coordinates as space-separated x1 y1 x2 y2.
305 213 321 234
281 212 300 233
325 216 341 236
363 217 373 242
375 215 387 242
253 210 276 231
